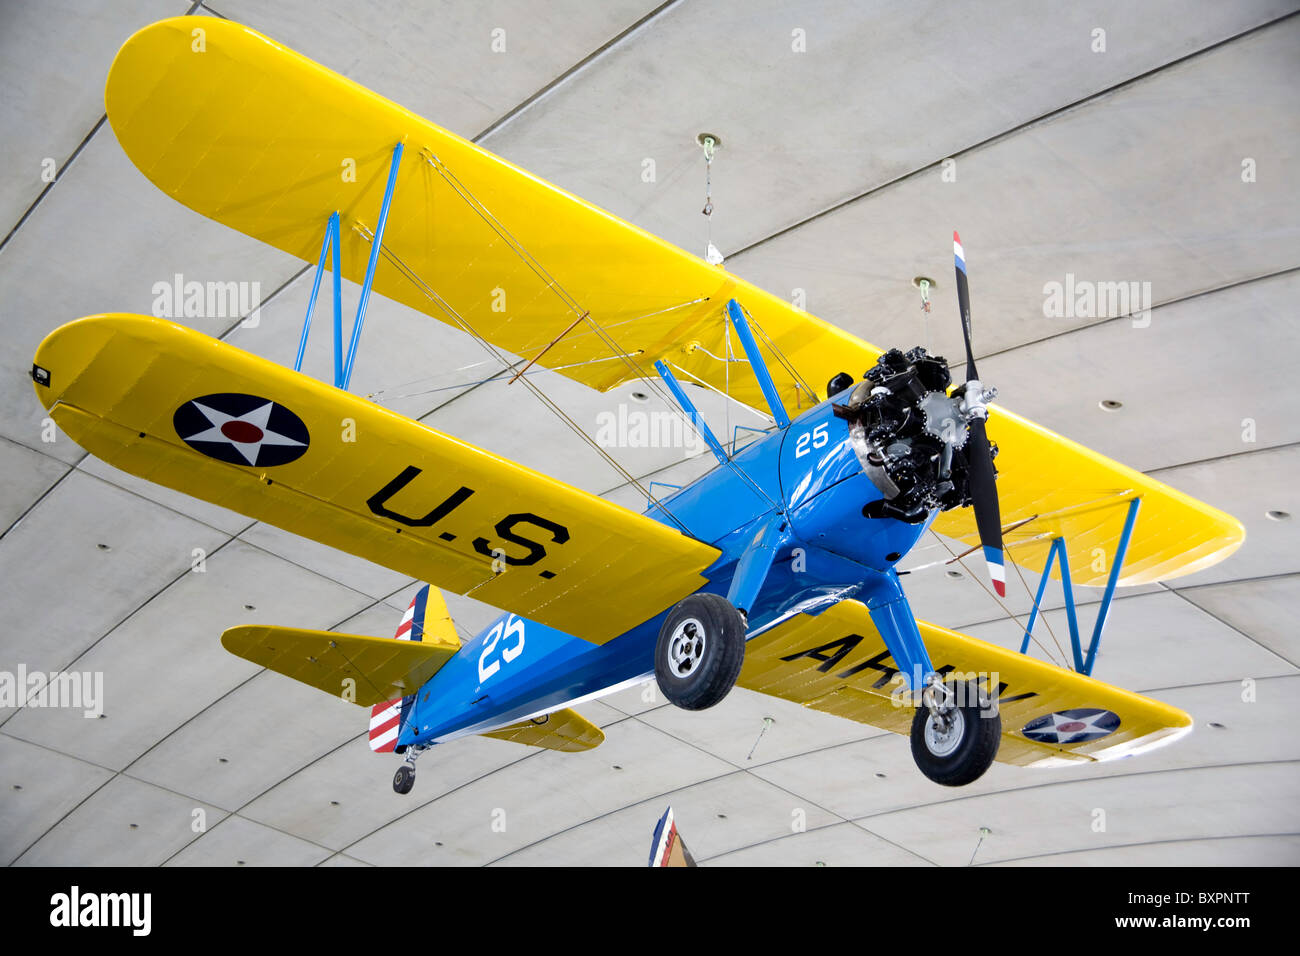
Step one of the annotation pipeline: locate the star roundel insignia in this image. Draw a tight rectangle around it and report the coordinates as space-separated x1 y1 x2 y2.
1021 708 1120 745
174 393 309 467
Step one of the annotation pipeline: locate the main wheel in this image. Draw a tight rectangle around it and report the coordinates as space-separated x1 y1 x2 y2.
654 593 746 711
392 764 415 795
909 680 1001 786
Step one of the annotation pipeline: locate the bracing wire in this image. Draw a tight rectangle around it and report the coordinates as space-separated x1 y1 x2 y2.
928 528 1070 670
357 227 693 533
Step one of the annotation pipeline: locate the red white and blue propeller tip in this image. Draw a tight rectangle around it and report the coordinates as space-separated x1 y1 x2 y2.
953 230 967 274
983 545 1006 597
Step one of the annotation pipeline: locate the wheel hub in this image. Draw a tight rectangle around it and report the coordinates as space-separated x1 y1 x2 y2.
924 707 965 757
668 617 706 677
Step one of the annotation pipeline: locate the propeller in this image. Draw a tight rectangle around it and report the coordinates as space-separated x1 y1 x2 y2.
952 231 1006 597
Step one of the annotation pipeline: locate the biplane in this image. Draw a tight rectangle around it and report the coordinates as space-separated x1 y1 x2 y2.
31 18 1243 794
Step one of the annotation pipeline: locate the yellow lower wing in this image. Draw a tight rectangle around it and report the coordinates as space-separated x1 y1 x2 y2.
222 625 459 708
33 314 720 644
739 601 1192 767
481 709 605 753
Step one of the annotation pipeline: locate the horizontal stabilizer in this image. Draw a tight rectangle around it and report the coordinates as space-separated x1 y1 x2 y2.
222 625 459 707
480 708 604 752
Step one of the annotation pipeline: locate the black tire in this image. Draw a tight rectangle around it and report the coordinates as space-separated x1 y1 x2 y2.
909 680 1001 786
393 765 415 795
654 593 746 711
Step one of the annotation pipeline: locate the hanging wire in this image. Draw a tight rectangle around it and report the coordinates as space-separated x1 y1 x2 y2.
918 278 932 350
701 135 720 263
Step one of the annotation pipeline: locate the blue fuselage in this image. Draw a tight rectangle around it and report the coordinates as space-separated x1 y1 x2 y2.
400 396 934 747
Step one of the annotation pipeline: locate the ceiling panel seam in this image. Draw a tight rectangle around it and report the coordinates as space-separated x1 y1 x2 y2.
1146 439 1300 475
972 266 1300 366
981 831 1300 866
728 10 1300 263
474 0 683 143
1138 672 1297 696
848 758 1300 821
0 117 106 258
483 709 892 866
0 528 252 734
1157 581 1300 670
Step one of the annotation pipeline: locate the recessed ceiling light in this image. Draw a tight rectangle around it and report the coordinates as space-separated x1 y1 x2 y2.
1099 399 1123 411
1265 510 1290 521
1208 721 1226 729
629 391 649 403
243 604 256 611
946 569 964 579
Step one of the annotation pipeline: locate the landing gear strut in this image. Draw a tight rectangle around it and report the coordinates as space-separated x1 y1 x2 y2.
654 593 747 711
909 677 1001 786
392 743 430 795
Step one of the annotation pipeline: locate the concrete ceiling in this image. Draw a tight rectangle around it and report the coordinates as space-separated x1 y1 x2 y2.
2 0 1298 867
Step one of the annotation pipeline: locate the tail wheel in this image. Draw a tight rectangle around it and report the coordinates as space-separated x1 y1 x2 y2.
392 764 415 795
909 680 1001 786
654 593 746 711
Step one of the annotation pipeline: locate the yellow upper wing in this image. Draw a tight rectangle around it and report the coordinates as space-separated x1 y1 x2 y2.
103 17 1243 586
32 314 719 644
739 601 1192 767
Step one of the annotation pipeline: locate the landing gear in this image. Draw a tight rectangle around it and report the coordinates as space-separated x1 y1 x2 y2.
392 764 415 795
392 743 429 795
909 678 1001 786
654 593 747 710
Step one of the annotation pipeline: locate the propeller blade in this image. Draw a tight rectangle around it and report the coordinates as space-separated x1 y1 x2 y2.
953 231 1005 596
967 418 1005 596
953 231 977 382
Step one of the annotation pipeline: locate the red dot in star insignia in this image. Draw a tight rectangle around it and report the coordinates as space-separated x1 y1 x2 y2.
1058 721 1086 732
221 421 265 443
